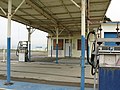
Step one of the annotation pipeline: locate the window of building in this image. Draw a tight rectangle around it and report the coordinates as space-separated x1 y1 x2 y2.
53 39 63 50
77 39 87 50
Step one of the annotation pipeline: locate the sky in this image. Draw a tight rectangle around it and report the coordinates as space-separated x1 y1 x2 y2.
106 0 120 21
0 17 48 49
0 0 119 49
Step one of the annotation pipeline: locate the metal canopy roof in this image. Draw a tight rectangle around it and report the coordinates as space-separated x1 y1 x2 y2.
0 0 111 35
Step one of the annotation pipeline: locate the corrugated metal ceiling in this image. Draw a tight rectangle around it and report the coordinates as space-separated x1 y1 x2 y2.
0 0 111 35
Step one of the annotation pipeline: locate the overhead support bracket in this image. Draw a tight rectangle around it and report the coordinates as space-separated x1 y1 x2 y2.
51 27 65 36
12 0 25 17
58 28 65 36
0 7 7 15
31 28 36 34
70 0 81 9
51 30 56 35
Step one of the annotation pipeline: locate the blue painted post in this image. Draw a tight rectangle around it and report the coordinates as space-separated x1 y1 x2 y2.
81 0 86 90
56 44 58 64
51 46 52 57
51 35 52 58
7 0 12 83
69 35 71 57
56 28 58 64
69 46 70 57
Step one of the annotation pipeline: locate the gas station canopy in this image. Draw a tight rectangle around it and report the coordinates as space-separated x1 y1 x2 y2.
0 0 111 35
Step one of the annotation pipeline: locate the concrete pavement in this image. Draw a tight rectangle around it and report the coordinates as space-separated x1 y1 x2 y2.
0 58 97 88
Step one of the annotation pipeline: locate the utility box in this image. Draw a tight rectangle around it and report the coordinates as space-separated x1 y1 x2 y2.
16 41 28 62
98 46 120 90
99 67 120 90
98 46 120 66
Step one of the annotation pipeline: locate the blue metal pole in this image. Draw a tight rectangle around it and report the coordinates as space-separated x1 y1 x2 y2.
69 35 71 57
81 36 85 89
69 46 70 57
56 44 58 64
56 28 58 64
7 38 11 83
81 0 86 90
51 36 52 58
7 0 12 83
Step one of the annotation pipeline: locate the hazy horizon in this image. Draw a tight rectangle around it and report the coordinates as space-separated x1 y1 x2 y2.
0 17 48 50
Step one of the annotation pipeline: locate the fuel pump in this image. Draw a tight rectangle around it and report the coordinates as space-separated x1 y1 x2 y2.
86 31 99 75
87 24 120 90
16 41 29 62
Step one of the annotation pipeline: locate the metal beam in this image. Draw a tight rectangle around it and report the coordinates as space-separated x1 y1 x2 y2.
26 0 72 35
42 1 109 8
0 7 6 15
26 0 57 25
52 10 106 15
59 0 79 32
12 0 25 16
70 0 81 8
30 22 53 33
0 0 54 34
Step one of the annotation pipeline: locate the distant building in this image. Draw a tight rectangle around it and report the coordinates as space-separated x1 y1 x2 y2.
101 22 120 46
47 33 87 58
47 22 120 58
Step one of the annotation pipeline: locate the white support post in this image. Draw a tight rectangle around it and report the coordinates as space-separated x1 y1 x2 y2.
6 0 12 84
81 0 86 90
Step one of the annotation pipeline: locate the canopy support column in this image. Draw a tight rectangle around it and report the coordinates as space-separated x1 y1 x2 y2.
81 0 86 90
51 35 53 58
56 28 59 64
5 0 25 85
6 0 12 84
27 27 32 62
69 34 71 57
